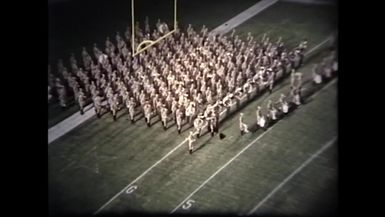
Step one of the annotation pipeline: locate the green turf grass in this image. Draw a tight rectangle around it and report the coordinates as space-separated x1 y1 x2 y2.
49 2 337 215
94 53 337 215
255 143 337 216
233 1 337 49
173 82 337 215
49 50 336 215
48 0 260 127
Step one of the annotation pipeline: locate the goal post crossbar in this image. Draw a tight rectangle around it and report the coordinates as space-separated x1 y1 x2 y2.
131 0 177 56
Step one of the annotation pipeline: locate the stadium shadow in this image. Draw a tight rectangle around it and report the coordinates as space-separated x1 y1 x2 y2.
150 118 161 127
193 133 213 153
249 122 261 133
271 79 291 93
134 112 144 122
134 110 143 117
180 123 194 134
100 108 111 117
115 110 127 120
301 79 334 104
166 121 176 130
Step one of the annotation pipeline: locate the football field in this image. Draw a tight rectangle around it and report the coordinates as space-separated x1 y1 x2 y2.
49 1 337 216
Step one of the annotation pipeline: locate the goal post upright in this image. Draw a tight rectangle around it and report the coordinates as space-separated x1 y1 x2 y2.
174 0 177 29
131 0 178 57
131 0 135 55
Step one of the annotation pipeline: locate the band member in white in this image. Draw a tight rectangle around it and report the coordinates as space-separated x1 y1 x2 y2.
239 113 250 135
160 104 169 130
278 93 289 114
185 101 196 125
126 97 136 123
143 102 152 127
193 113 207 138
176 106 183 134
312 63 322 84
256 106 267 130
187 131 198 154
267 100 278 122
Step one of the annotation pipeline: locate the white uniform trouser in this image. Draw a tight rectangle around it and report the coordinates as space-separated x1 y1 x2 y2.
129 107 135 120
162 116 167 126
282 102 289 113
188 140 193 151
314 74 322 84
293 94 301 105
257 116 266 128
240 123 249 132
270 109 277 120
176 117 182 130
145 113 151 123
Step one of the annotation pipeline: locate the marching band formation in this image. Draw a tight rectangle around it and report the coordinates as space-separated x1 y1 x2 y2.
48 18 337 154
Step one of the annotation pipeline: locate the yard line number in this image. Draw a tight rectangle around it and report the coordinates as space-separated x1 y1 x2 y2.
182 199 195 210
125 185 138 194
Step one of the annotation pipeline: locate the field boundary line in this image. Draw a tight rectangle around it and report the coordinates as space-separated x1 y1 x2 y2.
246 136 337 215
170 127 274 213
93 138 188 214
281 0 336 6
171 77 337 213
48 0 279 145
209 0 279 36
93 36 335 215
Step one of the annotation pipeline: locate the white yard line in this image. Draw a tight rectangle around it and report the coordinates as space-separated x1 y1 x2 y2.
246 136 337 215
48 103 96 144
94 0 284 215
281 0 336 6
93 138 188 215
209 0 279 36
93 56 336 215
48 1 333 145
92 35 335 216
170 127 274 213
310 78 337 99
48 0 279 145
50 1 336 214
171 76 337 213
306 37 332 55
60 160 77 173
304 36 334 61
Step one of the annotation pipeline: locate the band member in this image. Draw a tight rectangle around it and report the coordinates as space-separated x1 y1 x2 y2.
143 101 152 127
312 63 322 84
176 106 183 134
93 95 102 118
78 88 86 115
267 100 278 122
187 131 198 154
256 106 267 130
239 113 249 135
126 97 136 123
278 93 289 114
291 88 302 106
160 104 169 130
185 101 196 125
110 94 119 121
193 113 207 138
